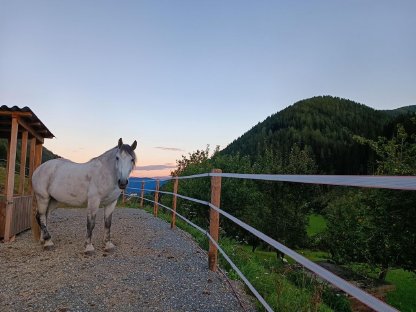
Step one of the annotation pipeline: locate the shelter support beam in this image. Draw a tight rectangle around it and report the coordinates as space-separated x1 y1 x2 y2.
4 117 19 242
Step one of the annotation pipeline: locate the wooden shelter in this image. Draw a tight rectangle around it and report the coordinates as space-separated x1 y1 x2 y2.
0 106 54 242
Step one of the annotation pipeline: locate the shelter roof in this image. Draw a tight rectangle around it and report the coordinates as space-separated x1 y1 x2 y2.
0 106 55 142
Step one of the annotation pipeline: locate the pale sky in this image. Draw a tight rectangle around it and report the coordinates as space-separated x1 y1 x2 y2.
1 1 415 177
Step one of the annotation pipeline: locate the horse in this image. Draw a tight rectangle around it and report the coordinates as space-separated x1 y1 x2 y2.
32 138 137 253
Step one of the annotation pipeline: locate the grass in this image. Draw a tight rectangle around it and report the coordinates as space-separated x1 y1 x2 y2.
0 166 30 194
386 269 416 312
346 263 416 312
307 213 327 237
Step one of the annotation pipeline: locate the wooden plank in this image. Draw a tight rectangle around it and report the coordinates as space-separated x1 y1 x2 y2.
0 111 32 117
17 116 44 144
34 143 43 168
19 131 28 195
171 177 178 229
153 180 160 217
31 142 43 240
4 139 10 195
4 117 19 242
208 169 222 271
11 196 32 236
28 137 36 193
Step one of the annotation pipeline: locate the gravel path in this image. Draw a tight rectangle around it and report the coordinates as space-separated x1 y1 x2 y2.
0 208 256 312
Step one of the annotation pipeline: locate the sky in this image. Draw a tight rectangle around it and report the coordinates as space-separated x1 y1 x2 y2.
1 0 415 177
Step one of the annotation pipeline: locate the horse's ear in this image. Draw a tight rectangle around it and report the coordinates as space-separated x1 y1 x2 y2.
118 138 123 148
131 140 137 151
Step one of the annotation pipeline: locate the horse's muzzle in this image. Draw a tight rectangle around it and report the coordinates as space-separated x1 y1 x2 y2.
118 179 128 190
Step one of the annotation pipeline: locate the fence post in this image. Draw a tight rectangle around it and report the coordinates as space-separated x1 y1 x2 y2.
208 169 222 271
171 177 179 229
153 179 160 217
140 181 145 208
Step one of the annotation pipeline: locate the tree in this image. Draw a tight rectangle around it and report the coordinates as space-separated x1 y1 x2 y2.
253 144 317 258
326 121 416 280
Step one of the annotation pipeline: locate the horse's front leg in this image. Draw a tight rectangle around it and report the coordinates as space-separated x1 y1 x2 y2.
103 200 117 251
85 197 100 253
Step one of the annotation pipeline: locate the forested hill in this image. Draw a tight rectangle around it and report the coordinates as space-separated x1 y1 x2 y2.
221 96 414 174
0 139 59 165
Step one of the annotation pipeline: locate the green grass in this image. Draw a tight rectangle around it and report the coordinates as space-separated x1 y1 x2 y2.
386 269 416 312
346 263 416 312
307 213 327 237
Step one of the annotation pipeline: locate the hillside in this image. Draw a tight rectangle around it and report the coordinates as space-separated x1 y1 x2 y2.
0 139 59 165
381 105 416 117
222 96 410 174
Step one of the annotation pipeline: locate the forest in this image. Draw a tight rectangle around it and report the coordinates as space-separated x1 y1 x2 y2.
162 96 416 286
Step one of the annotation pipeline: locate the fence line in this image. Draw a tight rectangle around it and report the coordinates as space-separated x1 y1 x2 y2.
131 171 402 312
140 196 274 312
136 173 416 190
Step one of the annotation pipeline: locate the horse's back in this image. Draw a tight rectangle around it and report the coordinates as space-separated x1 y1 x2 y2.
32 159 68 195
32 158 93 205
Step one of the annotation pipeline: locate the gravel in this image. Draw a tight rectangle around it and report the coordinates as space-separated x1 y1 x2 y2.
0 208 256 312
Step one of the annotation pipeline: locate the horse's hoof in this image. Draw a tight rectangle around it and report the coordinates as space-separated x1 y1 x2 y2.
104 241 115 252
43 240 54 250
84 244 95 254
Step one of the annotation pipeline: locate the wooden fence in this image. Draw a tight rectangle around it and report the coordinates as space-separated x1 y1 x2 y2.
126 171 415 312
0 195 32 239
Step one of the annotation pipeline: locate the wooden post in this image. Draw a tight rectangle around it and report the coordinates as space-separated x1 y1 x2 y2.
4 117 19 242
18 131 29 195
171 177 179 229
4 139 10 195
28 138 36 194
208 169 222 271
31 141 43 240
140 181 145 208
153 179 160 217
34 143 43 168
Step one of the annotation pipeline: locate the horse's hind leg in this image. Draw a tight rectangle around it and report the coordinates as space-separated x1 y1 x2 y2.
36 197 58 248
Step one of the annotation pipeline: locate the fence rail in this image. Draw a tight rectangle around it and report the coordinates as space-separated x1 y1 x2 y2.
127 172 406 312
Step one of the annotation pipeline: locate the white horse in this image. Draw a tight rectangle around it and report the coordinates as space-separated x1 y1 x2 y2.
32 138 137 253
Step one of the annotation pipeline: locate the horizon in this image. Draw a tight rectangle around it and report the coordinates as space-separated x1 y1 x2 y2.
1 1 415 177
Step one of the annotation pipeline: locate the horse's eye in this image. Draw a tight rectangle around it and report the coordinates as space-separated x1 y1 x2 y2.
131 159 134 163
116 156 119 161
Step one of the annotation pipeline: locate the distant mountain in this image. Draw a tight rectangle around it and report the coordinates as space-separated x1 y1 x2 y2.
381 105 416 117
126 177 169 195
221 96 412 174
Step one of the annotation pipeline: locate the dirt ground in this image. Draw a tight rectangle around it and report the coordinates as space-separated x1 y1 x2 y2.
0 208 256 312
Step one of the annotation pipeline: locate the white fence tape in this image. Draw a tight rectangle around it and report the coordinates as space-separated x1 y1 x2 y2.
132 171 408 311
135 173 416 190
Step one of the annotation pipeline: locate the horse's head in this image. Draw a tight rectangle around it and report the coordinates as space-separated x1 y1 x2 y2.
115 138 137 189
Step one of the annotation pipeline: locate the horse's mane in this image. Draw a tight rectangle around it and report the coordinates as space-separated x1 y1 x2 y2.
89 145 137 165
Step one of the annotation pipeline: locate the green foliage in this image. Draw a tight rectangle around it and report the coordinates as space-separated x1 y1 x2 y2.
354 119 416 175
222 95 391 174
169 143 318 251
325 121 416 280
0 138 59 164
251 144 318 249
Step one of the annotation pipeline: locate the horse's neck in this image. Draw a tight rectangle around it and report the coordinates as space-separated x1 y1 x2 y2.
90 148 117 182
